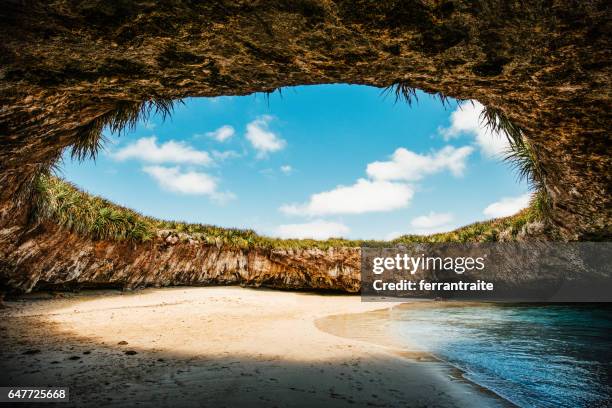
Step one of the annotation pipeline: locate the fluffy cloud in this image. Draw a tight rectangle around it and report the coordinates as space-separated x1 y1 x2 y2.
439 101 509 157
483 193 531 218
245 115 286 157
205 125 235 142
280 178 414 216
274 220 350 240
280 165 293 174
114 137 212 166
366 146 473 181
143 165 234 202
279 146 471 217
409 212 455 234
411 212 454 229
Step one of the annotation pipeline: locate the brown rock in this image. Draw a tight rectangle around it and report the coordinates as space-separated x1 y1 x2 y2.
0 1 610 293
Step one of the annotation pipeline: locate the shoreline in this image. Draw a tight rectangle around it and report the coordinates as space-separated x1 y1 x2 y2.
0 287 511 407
316 302 517 407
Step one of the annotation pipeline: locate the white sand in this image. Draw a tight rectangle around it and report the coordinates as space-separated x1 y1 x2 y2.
0 287 510 407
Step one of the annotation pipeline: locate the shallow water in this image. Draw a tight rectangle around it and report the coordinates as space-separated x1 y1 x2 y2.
391 303 612 408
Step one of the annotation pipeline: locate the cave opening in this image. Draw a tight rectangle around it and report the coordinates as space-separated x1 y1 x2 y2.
51 84 533 242
1 0 607 297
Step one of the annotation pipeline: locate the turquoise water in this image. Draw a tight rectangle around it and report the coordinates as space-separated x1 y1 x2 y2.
392 304 612 408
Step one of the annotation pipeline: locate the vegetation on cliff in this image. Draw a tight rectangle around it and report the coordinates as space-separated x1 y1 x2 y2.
72 99 179 161
32 175 548 249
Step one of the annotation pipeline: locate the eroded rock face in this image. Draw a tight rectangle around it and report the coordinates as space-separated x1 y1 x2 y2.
0 1 610 292
0 222 360 293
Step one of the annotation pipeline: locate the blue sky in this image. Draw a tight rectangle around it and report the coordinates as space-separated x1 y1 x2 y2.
61 84 530 240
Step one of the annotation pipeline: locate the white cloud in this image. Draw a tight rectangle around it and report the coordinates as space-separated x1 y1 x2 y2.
411 212 454 229
143 166 215 194
280 178 414 216
275 220 349 240
280 165 293 174
366 146 473 181
212 150 241 161
245 115 286 157
205 125 235 142
143 165 234 202
483 193 531 218
114 137 212 166
409 212 455 234
438 101 509 157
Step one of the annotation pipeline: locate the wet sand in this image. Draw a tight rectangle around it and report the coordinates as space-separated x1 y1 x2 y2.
0 287 510 407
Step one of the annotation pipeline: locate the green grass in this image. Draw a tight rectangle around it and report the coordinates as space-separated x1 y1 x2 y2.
32 175 547 248
33 175 155 241
391 205 545 244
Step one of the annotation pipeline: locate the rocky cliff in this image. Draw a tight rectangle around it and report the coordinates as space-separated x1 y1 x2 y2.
0 221 361 293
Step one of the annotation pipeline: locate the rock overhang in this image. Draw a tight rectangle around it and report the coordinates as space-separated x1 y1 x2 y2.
0 1 610 263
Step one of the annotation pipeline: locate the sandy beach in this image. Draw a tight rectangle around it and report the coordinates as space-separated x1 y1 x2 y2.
0 287 509 407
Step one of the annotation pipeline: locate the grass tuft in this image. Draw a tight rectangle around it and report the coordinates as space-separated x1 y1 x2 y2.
384 82 419 106
383 81 456 109
481 106 549 215
480 105 523 147
390 205 546 244
71 98 181 161
33 175 155 241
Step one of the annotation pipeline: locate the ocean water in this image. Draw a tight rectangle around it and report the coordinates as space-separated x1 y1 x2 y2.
391 303 612 408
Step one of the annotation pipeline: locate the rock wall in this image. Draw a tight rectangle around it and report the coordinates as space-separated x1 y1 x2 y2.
0 221 360 293
2 1 610 239
0 1 610 292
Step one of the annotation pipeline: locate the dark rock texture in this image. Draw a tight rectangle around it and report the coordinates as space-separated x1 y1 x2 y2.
0 1 610 291
0 221 360 293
